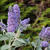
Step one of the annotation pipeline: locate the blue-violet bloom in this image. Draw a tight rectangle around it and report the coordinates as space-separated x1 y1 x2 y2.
7 4 20 32
41 41 48 47
0 22 6 31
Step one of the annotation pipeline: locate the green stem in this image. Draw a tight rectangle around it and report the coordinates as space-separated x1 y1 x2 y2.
9 41 11 50
33 16 39 27
3 30 6 44
0 19 2 22
34 48 35 50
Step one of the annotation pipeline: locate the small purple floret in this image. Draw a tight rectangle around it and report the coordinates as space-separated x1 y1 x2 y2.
0 22 6 31
21 18 30 26
41 41 48 47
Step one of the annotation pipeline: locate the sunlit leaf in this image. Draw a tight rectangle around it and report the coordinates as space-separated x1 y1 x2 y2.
1 45 11 50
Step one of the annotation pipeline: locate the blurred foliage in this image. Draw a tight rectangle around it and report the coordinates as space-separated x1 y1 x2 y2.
0 0 50 50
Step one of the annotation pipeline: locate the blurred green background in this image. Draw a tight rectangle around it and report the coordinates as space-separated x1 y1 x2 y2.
0 0 50 50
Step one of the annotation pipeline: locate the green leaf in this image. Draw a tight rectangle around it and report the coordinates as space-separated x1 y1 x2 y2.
12 38 26 47
21 6 38 19
12 40 23 47
16 28 21 38
36 47 42 50
0 0 8 5
0 47 1 50
6 32 15 37
2 2 15 11
1 45 11 50
47 45 50 50
0 35 8 41
0 15 7 19
31 42 36 48
41 8 50 17
35 38 42 50
11 48 15 50
47 48 50 50
6 32 15 40
16 38 26 44
0 34 2 37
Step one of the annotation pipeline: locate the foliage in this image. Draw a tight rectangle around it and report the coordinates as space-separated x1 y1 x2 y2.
0 0 50 50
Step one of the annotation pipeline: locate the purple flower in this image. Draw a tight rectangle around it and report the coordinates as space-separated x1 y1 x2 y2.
7 4 20 32
7 25 16 32
39 26 50 41
41 41 48 47
7 4 30 32
45 27 50 41
21 18 30 26
39 26 46 39
20 18 30 32
13 4 20 18
0 22 6 31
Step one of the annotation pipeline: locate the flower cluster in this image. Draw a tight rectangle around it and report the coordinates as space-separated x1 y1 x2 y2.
39 26 46 39
0 22 6 31
7 4 20 32
13 4 20 18
7 4 30 32
41 41 48 47
39 26 50 41
21 18 30 27
20 18 30 32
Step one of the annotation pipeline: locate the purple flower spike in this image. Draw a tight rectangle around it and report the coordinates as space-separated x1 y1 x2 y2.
20 18 30 32
21 18 30 26
13 4 20 18
7 4 20 32
41 41 48 47
0 22 6 31
39 26 46 39
45 27 50 41
39 26 50 41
